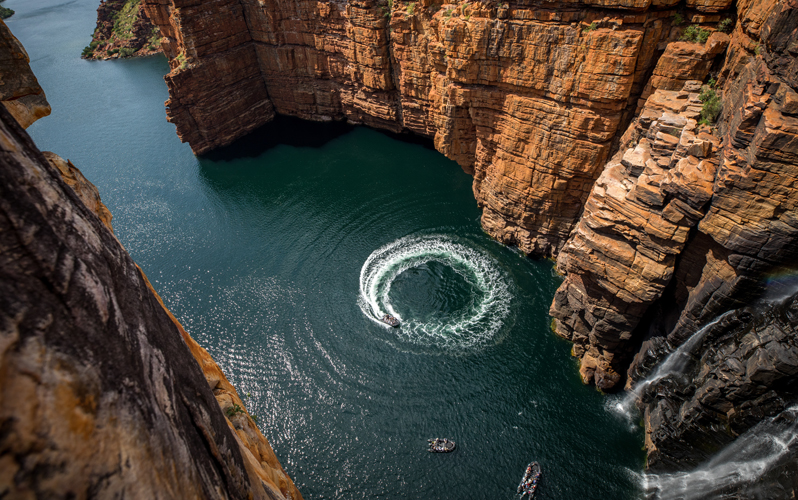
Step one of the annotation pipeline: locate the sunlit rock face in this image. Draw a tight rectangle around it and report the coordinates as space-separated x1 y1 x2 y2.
143 0 737 257
550 79 724 390
551 0 797 390
145 0 797 397
0 24 303 495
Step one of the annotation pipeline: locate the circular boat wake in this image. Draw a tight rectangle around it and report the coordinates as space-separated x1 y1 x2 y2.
358 234 511 350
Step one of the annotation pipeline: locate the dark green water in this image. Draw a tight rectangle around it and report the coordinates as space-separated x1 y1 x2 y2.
10 0 645 497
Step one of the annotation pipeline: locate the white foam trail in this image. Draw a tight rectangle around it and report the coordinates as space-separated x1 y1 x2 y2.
613 311 735 420
642 405 798 500
358 234 510 350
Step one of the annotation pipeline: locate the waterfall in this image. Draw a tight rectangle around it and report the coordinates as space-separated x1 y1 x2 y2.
612 311 734 419
642 405 798 500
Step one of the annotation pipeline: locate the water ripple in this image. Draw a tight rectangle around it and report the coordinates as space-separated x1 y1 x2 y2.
358 234 511 350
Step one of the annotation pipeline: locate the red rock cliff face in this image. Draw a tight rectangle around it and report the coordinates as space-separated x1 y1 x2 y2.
143 0 796 394
0 19 50 128
143 0 733 256
552 0 798 389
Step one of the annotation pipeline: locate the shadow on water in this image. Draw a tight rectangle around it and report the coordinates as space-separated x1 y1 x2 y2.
200 114 437 162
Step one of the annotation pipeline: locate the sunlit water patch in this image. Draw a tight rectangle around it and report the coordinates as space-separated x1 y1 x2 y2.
358 234 511 350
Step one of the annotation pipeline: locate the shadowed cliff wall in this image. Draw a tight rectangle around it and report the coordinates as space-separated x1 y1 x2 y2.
0 20 302 496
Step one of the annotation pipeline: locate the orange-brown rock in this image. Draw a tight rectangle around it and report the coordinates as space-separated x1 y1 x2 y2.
43 151 115 232
554 0 797 392
0 19 50 128
550 81 722 389
143 0 712 256
38 145 302 497
636 33 729 110
0 103 304 500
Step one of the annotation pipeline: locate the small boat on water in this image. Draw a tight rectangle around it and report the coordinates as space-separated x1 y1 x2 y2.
381 314 400 327
517 462 541 498
428 438 456 453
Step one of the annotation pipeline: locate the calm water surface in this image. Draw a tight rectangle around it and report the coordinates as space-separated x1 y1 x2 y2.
10 0 645 497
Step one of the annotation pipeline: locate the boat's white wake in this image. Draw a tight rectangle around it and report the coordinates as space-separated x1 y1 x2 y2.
358 234 511 350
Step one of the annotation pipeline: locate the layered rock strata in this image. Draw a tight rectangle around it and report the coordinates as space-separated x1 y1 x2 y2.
0 22 301 497
552 0 797 390
143 0 733 256
83 0 162 59
551 80 723 389
0 20 50 128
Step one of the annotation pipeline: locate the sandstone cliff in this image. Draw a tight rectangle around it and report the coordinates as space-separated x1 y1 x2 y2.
0 20 50 128
1 22 301 499
551 0 797 389
0 104 303 500
83 0 162 59
141 0 797 480
143 0 737 257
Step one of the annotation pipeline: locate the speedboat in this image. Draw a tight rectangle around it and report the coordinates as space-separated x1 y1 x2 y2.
428 438 455 453
381 314 400 327
517 462 541 498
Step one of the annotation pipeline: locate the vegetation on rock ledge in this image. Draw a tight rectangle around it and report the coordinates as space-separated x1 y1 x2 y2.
698 84 721 125
0 0 14 19
82 0 161 60
680 24 711 44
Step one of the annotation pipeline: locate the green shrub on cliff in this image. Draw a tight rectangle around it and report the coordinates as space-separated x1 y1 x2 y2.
583 22 597 33
717 18 733 33
672 12 684 26
680 25 711 44
175 52 188 70
225 403 247 418
119 47 135 57
698 86 721 125
112 0 141 41
0 5 14 19
82 40 101 58
406 2 415 15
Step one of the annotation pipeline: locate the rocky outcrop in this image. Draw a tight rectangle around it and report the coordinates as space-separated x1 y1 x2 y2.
636 294 798 474
140 0 797 482
551 0 797 390
0 20 50 128
550 80 723 389
0 20 301 496
635 32 730 110
0 103 303 500
627 0 798 472
43 152 115 232
143 0 736 256
83 0 162 59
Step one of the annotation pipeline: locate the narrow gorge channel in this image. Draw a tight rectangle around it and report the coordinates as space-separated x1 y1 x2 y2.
3 0 797 496
10 0 645 498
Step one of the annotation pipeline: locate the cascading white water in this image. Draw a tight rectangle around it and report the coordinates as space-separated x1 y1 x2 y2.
358 234 511 350
642 405 798 500
612 311 735 419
